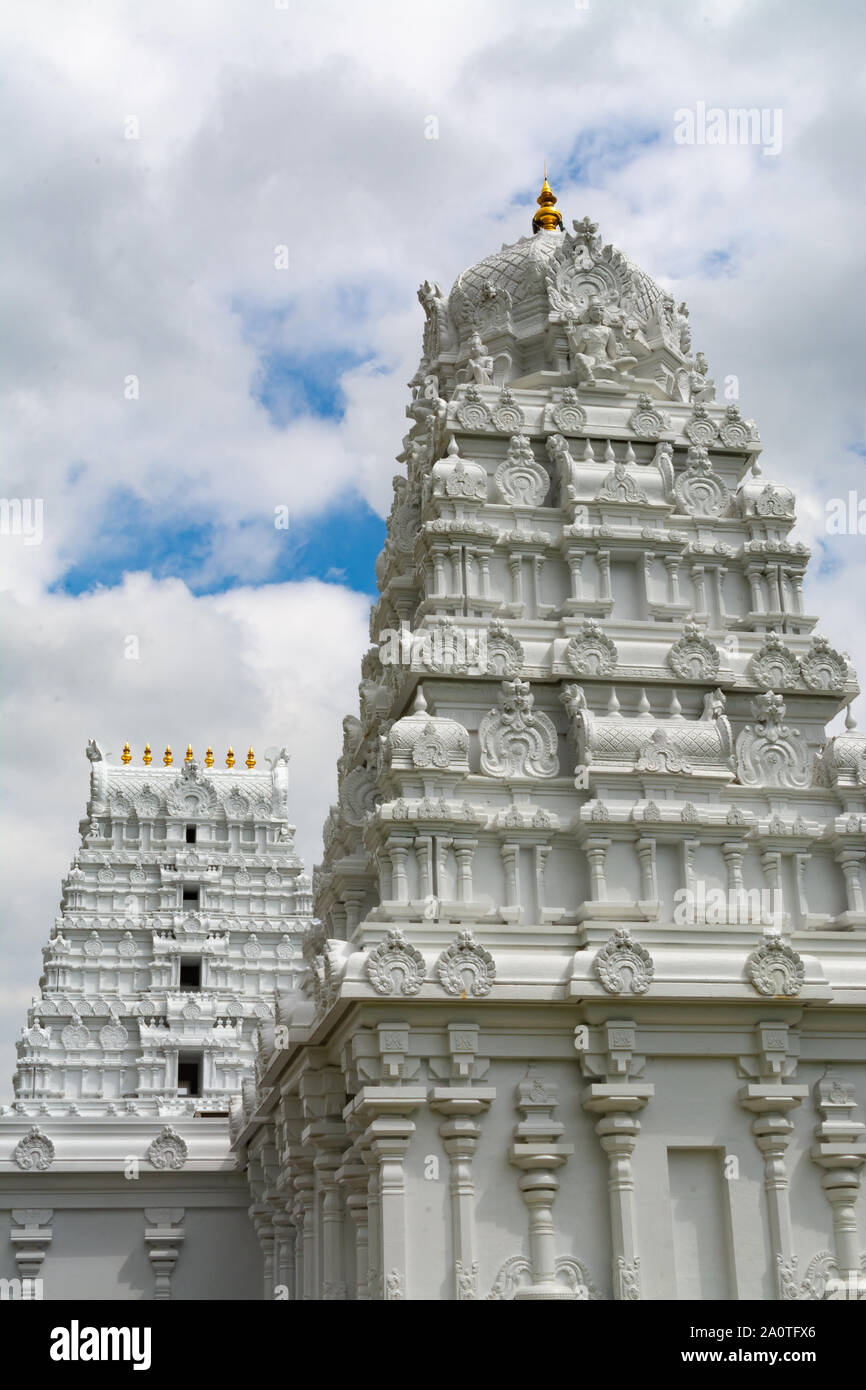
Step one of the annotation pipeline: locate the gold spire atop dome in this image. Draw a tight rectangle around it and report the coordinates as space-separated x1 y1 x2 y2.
204 747 214 767
184 744 194 763
226 747 235 768
531 167 563 234
163 745 173 766
121 741 132 764
246 747 256 769
142 744 152 765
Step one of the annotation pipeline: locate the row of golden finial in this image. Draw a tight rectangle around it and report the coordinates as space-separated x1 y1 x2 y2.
120 743 256 769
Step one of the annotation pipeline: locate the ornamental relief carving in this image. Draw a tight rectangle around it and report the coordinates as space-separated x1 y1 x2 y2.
683 404 718 446
674 446 730 517
485 619 524 676
628 394 670 439
594 929 654 995
799 636 848 692
735 693 811 789
547 387 586 435
480 679 560 778
565 620 618 677
366 930 426 997
745 938 805 997
494 435 550 508
13 1127 55 1172
455 385 493 431
749 633 800 689
666 621 721 681
147 1126 188 1171
491 387 525 434
436 932 496 997
487 1255 602 1301
339 767 383 827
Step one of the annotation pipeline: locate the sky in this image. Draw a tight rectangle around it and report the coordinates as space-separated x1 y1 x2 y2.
1 0 865 1094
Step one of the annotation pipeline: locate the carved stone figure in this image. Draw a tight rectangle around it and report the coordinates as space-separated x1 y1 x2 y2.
564 301 638 384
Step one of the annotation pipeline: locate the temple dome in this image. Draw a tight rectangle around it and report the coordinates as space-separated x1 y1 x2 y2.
447 214 670 349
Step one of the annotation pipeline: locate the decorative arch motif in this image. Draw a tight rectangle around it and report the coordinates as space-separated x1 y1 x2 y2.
480 679 559 778
487 1254 602 1301
437 932 496 998
13 1127 55 1172
147 1127 189 1171
749 633 800 690
494 436 550 507
594 929 654 995
566 620 618 677
667 621 721 681
736 693 810 789
745 938 805 997
674 446 730 517
799 636 848 692
367 930 426 997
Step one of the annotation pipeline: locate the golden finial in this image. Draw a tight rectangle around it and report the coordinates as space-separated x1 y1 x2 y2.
532 166 563 234
204 747 214 767
184 744 194 763
142 744 152 765
121 741 132 764
246 747 256 769
163 745 173 766
226 747 235 768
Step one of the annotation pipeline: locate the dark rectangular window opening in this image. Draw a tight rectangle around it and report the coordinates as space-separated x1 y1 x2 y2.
179 957 201 989
177 1053 202 1098
185 824 197 843
182 886 200 906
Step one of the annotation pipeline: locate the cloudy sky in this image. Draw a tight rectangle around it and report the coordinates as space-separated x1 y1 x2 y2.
1 0 864 1093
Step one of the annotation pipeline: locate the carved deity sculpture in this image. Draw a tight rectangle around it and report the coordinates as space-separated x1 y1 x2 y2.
564 302 638 385
688 351 716 404
463 330 494 386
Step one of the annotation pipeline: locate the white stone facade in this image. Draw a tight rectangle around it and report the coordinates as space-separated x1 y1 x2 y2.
235 202 866 1301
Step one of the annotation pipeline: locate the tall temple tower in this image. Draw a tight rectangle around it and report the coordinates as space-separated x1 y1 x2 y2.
237 179 866 1302
0 742 312 1299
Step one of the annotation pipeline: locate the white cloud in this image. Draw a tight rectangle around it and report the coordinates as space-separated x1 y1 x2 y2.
1 0 865 1087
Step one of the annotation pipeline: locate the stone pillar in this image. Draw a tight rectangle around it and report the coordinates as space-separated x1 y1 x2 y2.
635 837 658 903
585 837 609 902
737 1023 808 1299
387 835 413 904
578 1021 652 1300
431 1081 496 1300
691 563 707 614
415 836 433 900
597 549 611 603
316 1146 347 1301
337 1129 370 1301
350 1076 425 1300
664 555 681 605
272 1208 295 1299
811 1073 866 1297
292 1161 317 1301
509 1069 574 1299
500 842 521 913
836 849 865 915
746 564 765 614
508 554 524 609
452 837 476 903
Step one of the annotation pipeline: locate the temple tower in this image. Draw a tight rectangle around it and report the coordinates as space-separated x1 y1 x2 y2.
0 742 312 1300
237 179 866 1302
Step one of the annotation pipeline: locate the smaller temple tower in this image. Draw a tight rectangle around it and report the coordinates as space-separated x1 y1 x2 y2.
0 740 314 1300
11 741 312 1116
